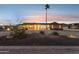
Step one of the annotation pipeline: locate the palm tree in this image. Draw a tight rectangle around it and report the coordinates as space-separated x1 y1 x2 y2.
45 4 50 30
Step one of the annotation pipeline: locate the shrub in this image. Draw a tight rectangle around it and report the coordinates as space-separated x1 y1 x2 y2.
11 29 26 39
51 32 59 36
39 31 45 35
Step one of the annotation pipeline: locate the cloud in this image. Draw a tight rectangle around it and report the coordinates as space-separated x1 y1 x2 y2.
0 21 9 25
0 18 10 25
0 15 79 25
21 16 79 24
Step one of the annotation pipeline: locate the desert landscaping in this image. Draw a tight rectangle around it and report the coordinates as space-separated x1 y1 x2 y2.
0 30 79 46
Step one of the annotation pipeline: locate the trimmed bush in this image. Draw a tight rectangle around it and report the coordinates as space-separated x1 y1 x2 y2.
39 31 45 35
51 32 59 36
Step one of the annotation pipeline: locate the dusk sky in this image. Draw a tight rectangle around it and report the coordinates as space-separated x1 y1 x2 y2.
0 4 79 25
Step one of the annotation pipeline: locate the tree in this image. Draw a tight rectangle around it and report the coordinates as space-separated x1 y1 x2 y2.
45 4 50 30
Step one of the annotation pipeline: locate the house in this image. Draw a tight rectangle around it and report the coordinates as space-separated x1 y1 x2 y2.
0 26 4 31
17 22 64 30
68 23 79 29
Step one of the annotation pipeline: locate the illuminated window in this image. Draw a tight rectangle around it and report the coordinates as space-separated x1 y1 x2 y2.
59 25 61 28
52 25 53 28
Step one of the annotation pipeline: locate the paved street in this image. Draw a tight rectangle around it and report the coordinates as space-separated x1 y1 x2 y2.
0 46 79 54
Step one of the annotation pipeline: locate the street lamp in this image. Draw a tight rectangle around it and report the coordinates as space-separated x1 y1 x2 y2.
45 4 50 30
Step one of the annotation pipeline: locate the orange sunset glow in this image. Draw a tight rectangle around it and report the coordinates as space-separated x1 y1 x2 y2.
21 16 79 24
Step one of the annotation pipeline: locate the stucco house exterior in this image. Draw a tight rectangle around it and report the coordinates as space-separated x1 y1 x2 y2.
17 22 64 30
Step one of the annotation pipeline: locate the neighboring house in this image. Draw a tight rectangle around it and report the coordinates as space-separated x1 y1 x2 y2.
68 23 79 29
0 25 14 31
0 26 4 31
17 22 64 30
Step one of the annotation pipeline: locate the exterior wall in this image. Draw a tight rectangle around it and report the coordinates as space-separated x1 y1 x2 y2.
50 24 63 30
53 25 59 29
18 23 64 30
18 24 49 30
